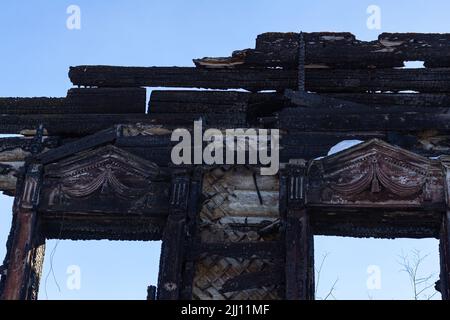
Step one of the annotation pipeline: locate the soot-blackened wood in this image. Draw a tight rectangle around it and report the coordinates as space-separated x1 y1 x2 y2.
151 90 450 117
241 32 450 69
285 211 314 300
440 211 450 299
66 87 146 114
220 267 284 293
180 167 203 300
150 90 250 113
282 162 314 300
440 158 450 299
0 163 45 300
0 98 65 114
0 88 146 114
37 127 118 164
190 241 283 260
157 172 190 300
323 93 450 108
278 109 450 131
0 114 195 136
158 213 186 299
40 145 170 217
147 285 157 300
153 90 450 110
284 91 450 115
307 139 446 208
282 131 450 160
0 112 246 136
69 65 450 93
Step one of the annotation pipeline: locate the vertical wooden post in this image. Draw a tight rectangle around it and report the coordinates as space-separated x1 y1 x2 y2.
0 162 45 300
281 160 314 300
157 169 190 300
439 211 450 299
440 158 450 299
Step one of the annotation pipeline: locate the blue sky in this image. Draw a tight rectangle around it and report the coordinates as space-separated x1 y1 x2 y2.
0 0 448 299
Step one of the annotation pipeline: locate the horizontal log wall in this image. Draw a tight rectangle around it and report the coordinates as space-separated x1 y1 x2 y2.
192 166 283 300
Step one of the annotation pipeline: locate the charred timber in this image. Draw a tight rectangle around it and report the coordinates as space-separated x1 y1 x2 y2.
69 65 450 93
195 32 450 69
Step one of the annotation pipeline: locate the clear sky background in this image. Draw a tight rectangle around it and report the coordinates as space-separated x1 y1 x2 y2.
0 0 448 299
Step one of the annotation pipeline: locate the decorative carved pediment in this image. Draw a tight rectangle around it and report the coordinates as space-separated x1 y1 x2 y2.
307 139 445 207
40 145 170 215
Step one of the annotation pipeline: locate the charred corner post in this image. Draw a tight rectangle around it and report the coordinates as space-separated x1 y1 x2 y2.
2 32 450 299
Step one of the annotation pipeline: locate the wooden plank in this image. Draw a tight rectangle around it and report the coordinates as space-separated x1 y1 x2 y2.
191 241 283 260
69 65 450 93
220 267 284 293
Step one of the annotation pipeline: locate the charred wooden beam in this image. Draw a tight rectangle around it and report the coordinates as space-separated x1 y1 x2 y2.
278 109 450 131
151 90 450 112
191 241 283 260
41 214 166 241
312 208 441 239
149 90 277 114
323 93 450 108
0 98 65 114
65 87 146 114
0 113 246 136
220 267 284 293
36 127 118 164
0 114 201 136
69 65 450 93
196 32 450 69
0 88 145 114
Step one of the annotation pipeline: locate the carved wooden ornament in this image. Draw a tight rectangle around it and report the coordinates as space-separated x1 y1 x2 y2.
40 145 170 215
307 139 445 207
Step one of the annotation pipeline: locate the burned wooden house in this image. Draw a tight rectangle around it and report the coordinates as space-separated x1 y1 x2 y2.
2 32 450 300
